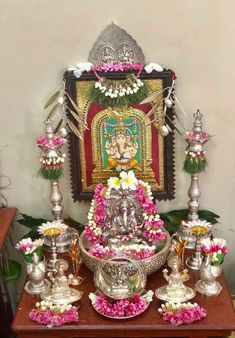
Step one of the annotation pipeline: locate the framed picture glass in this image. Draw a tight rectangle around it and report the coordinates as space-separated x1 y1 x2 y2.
64 69 175 201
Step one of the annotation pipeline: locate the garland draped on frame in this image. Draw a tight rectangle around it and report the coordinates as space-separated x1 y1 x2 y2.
89 74 148 107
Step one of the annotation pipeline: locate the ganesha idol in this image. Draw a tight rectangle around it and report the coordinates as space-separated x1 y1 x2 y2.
105 125 141 171
79 171 171 274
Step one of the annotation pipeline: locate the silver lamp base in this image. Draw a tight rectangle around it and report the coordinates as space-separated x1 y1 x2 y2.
186 255 202 270
24 279 51 295
41 288 82 305
155 285 195 303
195 280 222 296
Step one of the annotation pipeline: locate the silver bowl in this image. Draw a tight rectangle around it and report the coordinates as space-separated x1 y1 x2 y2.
79 230 171 275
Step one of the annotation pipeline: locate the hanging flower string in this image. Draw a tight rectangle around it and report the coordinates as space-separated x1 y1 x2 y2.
29 301 79 327
158 302 206 326
37 134 66 181
183 123 210 175
90 73 148 107
135 181 166 244
85 184 106 244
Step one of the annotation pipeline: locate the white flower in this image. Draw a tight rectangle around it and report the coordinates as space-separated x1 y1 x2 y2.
89 292 97 305
107 176 121 190
15 237 44 254
37 220 68 236
143 290 154 303
69 62 93 78
75 62 93 72
120 171 138 190
183 219 212 229
144 63 163 74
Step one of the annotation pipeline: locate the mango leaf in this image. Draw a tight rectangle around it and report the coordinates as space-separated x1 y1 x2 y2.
66 119 84 141
198 210 220 224
22 229 40 240
18 213 47 229
160 209 220 234
18 213 85 239
64 217 85 235
44 90 60 109
47 103 59 120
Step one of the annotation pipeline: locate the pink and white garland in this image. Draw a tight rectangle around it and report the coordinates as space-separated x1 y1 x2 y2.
85 172 166 254
135 181 166 244
85 183 106 244
158 302 206 326
37 135 66 149
29 301 79 327
89 243 156 260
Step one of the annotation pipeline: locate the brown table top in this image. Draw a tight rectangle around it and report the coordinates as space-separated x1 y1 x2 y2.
0 208 17 249
12 258 235 338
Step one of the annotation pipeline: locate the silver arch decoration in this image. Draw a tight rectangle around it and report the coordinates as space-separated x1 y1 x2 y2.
88 23 145 65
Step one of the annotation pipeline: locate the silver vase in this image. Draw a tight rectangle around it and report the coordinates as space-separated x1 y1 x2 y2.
195 255 222 296
24 254 50 295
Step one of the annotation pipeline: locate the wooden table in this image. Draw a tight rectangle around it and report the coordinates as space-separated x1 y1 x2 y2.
12 258 235 338
0 208 17 338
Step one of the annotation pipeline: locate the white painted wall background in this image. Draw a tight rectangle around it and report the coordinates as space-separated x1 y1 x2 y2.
1 0 235 294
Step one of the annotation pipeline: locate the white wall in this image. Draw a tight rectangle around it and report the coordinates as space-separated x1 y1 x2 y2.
1 0 235 293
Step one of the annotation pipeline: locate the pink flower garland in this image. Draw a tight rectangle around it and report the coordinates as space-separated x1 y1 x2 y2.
37 135 66 149
159 303 206 326
89 244 114 259
89 244 155 260
135 183 166 244
29 306 79 327
94 294 148 318
85 183 106 244
135 184 156 214
201 244 228 255
92 63 144 72
144 218 166 244
185 130 209 143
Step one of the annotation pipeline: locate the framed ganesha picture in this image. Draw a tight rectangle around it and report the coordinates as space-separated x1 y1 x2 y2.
64 69 175 201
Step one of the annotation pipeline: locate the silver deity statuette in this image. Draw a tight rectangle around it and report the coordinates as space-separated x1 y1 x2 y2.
41 259 82 304
155 256 195 302
195 255 222 296
24 253 50 295
95 255 147 300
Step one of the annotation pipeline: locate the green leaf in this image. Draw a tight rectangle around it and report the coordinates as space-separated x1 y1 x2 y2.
160 209 220 234
198 210 220 219
213 253 224 266
18 214 47 229
64 217 85 234
22 229 40 240
2 260 22 282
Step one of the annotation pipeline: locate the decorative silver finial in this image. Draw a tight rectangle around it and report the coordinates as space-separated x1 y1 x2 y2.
88 23 145 65
193 109 203 132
